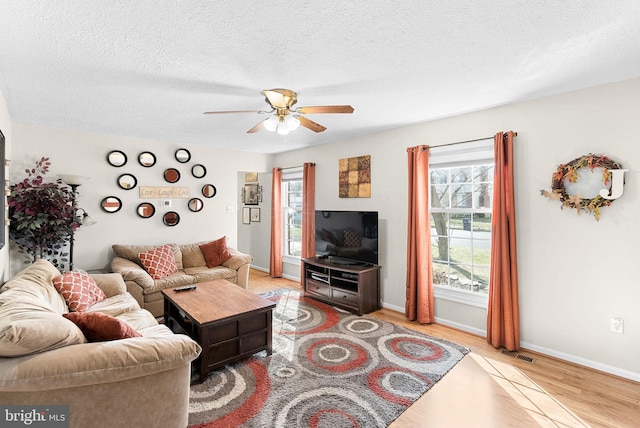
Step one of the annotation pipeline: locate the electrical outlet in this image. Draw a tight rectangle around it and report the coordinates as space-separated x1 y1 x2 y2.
611 318 624 334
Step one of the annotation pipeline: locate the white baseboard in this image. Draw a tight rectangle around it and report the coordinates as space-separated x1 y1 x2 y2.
381 300 640 382
434 317 487 337
519 340 640 382
250 265 299 283
381 301 403 313
381 302 487 336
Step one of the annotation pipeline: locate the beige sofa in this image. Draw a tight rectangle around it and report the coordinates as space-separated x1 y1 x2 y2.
0 259 201 428
111 242 252 318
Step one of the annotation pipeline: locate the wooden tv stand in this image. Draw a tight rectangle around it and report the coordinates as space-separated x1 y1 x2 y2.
302 257 381 315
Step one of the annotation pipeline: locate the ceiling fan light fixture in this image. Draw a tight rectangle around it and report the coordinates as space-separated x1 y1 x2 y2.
276 118 290 135
205 88 354 135
284 114 300 131
264 115 279 132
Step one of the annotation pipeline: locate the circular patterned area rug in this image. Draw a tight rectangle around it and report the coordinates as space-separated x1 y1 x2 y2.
189 289 469 428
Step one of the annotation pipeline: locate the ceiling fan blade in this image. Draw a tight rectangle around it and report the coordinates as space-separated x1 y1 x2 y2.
246 120 265 133
298 116 327 133
203 110 261 114
263 90 288 109
296 105 354 114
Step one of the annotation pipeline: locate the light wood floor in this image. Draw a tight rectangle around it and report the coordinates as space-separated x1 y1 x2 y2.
248 269 640 428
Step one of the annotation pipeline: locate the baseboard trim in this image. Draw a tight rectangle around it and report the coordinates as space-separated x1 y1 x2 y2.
250 265 299 283
434 317 487 337
381 300 640 382
381 302 487 337
381 301 403 313
282 273 298 282
519 340 640 382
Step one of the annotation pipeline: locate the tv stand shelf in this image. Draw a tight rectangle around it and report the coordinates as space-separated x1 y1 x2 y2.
302 257 381 315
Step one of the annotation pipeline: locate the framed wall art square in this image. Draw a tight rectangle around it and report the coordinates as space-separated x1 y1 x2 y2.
245 172 258 183
339 155 371 198
242 207 251 224
243 184 259 205
250 207 260 222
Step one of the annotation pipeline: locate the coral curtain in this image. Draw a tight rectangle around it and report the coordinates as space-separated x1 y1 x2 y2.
487 131 520 351
405 145 434 323
270 167 283 278
301 163 316 259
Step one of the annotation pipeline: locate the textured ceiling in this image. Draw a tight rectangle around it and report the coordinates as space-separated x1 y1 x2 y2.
1 1 640 154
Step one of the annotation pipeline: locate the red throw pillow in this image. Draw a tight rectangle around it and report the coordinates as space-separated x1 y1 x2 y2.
138 245 178 280
63 312 141 342
321 228 336 244
199 237 232 268
53 270 107 312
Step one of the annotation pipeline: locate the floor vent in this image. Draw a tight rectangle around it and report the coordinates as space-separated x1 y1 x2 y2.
501 349 535 363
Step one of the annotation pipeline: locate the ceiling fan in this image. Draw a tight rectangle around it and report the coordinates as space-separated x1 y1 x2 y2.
203 88 354 135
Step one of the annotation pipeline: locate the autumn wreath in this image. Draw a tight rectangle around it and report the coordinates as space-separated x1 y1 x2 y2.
540 153 623 220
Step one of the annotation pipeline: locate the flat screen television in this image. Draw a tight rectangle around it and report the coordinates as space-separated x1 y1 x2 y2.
314 210 378 266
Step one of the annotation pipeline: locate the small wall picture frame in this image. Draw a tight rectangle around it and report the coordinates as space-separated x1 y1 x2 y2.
243 183 259 205
245 172 258 183
250 207 260 222
242 207 251 224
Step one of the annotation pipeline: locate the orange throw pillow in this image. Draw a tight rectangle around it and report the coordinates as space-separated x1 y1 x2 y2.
53 270 107 312
199 237 232 268
63 312 141 342
138 245 178 279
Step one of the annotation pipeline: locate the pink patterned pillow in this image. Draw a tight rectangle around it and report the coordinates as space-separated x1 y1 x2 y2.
53 270 107 312
138 245 178 280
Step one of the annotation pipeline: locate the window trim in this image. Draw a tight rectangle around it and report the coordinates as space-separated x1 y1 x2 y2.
433 284 488 308
282 168 303 260
430 139 493 305
282 254 301 265
429 138 494 165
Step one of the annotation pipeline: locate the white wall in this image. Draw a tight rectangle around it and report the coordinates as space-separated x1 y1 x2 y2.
10 124 272 272
0 90 11 281
236 170 272 271
265 78 640 380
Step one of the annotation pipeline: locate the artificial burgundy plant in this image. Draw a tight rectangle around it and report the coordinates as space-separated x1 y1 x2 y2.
8 157 78 270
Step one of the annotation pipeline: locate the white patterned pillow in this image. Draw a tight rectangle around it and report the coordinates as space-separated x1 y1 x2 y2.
53 270 107 312
138 244 178 280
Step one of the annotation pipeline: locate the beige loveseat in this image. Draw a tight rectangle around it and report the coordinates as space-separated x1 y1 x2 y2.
0 260 201 428
111 242 252 318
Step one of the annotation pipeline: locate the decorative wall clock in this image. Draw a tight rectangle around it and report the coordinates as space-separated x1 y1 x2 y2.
540 153 627 220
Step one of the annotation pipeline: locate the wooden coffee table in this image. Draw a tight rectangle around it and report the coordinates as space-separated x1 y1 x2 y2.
161 279 276 383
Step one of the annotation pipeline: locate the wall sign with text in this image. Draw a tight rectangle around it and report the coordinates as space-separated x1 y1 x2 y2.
139 186 190 199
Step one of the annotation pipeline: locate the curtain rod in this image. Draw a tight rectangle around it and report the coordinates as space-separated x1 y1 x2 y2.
278 163 315 171
431 132 518 149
